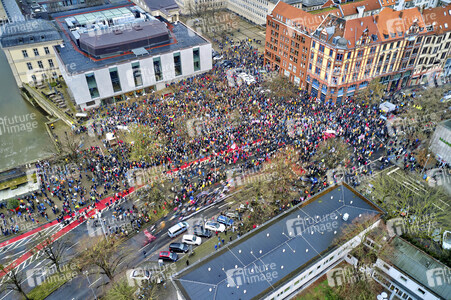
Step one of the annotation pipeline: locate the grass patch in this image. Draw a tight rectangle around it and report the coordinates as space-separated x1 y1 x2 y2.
27 270 76 300
310 7 337 14
295 278 339 300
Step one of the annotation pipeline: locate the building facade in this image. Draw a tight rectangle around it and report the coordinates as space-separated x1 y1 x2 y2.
264 2 448 103
228 0 279 26
176 0 227 15
0 19 63 87
411 4 451 86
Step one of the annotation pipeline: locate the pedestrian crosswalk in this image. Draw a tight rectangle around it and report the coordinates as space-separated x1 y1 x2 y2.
0 224 60 255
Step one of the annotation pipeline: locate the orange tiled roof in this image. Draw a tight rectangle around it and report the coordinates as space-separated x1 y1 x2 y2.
422 4 451 34
375 7 425 41
321 0 335 9
343 15 381 47
340 0 382 17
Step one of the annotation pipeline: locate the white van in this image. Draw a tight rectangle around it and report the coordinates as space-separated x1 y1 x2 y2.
168 222 189 238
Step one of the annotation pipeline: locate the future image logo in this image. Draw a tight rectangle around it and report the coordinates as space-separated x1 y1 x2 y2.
286 213 339 237
327 266 372 287
226 263 278 287
386 217 407 236
0 114 38 136
426 267 451 288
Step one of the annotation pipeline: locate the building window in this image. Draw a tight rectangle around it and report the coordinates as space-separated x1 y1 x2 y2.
48 59 54 68
153 58 162 82
193 48 200 71
336 53 343 61
31 75 37 82
22 50 28 58
33 48 39 56
85 73 99 99
109 67 121 93
417 289 425 295
132 62 143 86
37 61 44 69
44 47 50 55
27 62 33 70
174 52 182 76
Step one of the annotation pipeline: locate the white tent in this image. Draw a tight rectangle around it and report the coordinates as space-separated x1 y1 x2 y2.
106 132 116 141
379 101 396 113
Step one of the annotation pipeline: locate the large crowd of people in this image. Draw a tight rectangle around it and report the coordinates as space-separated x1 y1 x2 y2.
0 38 439 238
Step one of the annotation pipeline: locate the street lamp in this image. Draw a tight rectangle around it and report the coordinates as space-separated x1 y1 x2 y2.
84 271 97 300
422 154 431 176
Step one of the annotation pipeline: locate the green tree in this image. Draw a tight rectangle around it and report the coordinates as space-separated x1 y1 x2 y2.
0 263 30 300
6 199 19 210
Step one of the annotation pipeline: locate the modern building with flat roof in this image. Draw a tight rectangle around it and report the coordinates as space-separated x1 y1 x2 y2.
173 183 385 300
374 236 451 300
52 4 211 109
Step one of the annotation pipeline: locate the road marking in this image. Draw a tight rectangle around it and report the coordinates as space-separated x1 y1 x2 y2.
66 241 80 252
89 277 102 287
218 203 228 209
387 167 400 176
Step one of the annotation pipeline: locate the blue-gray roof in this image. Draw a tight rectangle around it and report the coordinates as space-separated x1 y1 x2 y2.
0 19 61 48
381 237 451 300
174 184 384 300
53 4 208 74
0 0 25 22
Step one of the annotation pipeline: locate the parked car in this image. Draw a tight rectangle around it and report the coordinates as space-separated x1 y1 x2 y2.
193 225 212 238
182 234 202 245
159 251 178 262
169 242 189 253
129 268 151 281
217 215 234 226
204 221 226 232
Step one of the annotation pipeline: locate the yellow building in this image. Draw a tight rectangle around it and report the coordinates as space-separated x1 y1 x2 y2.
0 19 62 87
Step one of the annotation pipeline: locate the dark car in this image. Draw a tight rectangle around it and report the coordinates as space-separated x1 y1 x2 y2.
169 242 189 253
193 225 212 238
159 251 178 262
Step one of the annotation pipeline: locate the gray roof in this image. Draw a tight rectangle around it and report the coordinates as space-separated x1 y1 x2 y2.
381 237 451 300
53 4 208 74
142 0 178 12
283 0 327 6
0 19 61 48
174 184 384 300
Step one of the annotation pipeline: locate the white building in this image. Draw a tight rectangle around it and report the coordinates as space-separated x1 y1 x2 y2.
227 0 279 26
176 0 227 15
53 5 212 110
173 184 385 300
374 236 451 300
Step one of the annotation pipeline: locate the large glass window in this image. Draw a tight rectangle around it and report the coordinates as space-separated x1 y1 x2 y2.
153 58 162 81
132 62 142 86
174 52 182 76
193 48 200 71
109 67 121 92
85 73 99 99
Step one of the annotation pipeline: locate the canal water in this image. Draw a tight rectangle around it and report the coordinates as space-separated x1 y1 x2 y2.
0 49 55 171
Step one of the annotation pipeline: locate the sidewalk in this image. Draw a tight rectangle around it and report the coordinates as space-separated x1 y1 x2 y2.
0 187 134 278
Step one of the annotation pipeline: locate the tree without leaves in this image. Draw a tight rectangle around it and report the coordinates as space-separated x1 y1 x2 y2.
105 278 137 300
313 138 351 170
370 171 451 236
54 131 83 163
76 236 130 282
29 235 72 273
355 78 385 105
129 124 167 163
0 263 30 300
263 75 299 100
